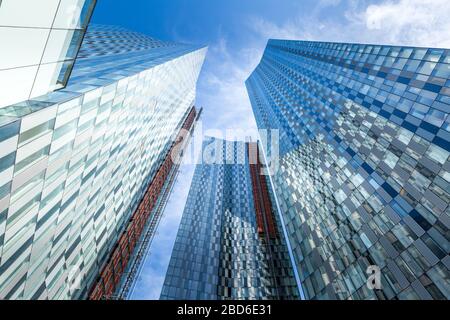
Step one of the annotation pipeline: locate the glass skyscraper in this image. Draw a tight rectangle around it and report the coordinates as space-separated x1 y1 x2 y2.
246 40 450 300
161 137 300 300
0 0 97 108
0 22 206 299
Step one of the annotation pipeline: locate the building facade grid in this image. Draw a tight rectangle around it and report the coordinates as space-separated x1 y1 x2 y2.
0 25 206 299
161 138 299 300
246 40 450 300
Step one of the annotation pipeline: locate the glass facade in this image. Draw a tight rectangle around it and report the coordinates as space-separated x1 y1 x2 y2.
246 40 450 300
0 0 97 108
161 138 299 300
77 24 177 59
0 25 206 299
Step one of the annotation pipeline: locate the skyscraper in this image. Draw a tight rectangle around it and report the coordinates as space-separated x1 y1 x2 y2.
246 40 450 300
0 0 97 108
0 22 206 299
161 137 300 300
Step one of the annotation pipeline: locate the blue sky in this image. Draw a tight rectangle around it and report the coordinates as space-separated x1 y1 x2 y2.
91 0 450 299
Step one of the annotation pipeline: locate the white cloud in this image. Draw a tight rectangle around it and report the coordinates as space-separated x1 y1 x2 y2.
363 0 450 47
196 0 449 143
196 36 261 140
248 0 450 48
133 0 449 298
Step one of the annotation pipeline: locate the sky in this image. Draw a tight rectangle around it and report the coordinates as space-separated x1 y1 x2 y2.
90 0 450 299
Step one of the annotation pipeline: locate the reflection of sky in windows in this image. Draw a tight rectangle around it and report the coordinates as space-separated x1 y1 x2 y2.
246 40 450 300
0 22 206 299
159 138 299 300
0 1 97 109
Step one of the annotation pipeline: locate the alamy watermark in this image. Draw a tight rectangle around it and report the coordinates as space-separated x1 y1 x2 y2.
169 120 281 175
332 265 382 298
366 265 382 290
67 266 83 293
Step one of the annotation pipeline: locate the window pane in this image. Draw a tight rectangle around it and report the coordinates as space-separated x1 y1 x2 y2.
53 0 96 29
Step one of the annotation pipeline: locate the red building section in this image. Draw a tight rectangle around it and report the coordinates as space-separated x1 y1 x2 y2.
247 142 278 239
89 107 197 300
